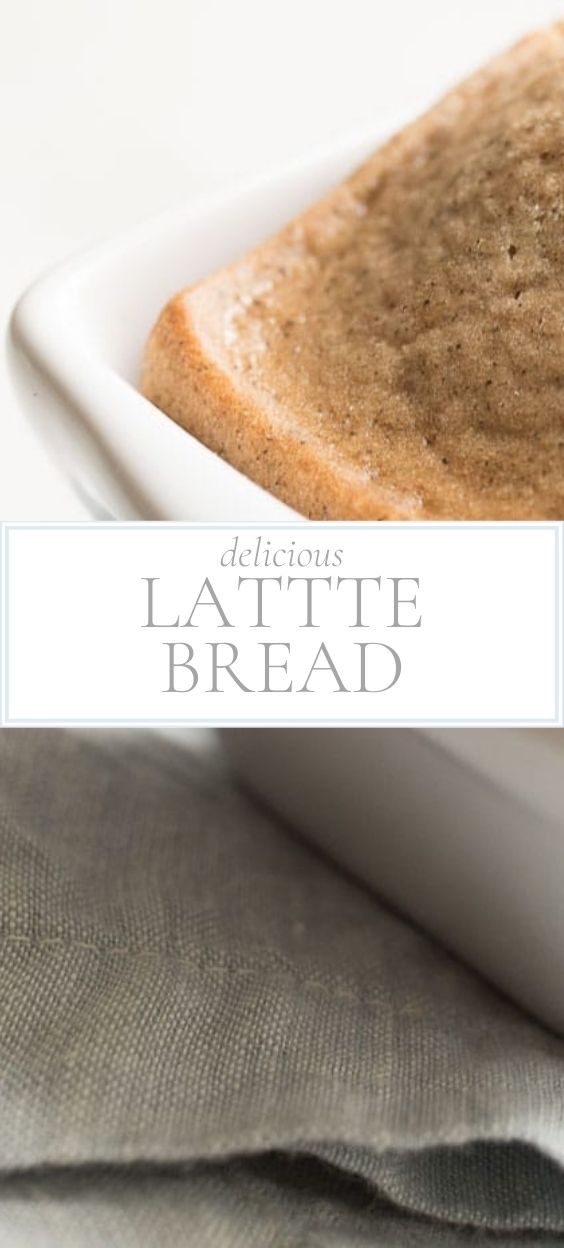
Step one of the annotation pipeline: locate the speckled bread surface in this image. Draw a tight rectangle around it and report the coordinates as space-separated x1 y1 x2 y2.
142 24 564 519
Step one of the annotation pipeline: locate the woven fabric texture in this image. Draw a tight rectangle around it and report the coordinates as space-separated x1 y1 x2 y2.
1 729 564 1246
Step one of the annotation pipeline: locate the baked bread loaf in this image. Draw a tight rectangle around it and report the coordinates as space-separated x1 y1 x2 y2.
142 24 564 519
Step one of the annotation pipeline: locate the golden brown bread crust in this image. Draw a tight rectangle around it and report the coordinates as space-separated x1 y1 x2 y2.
142 23 564 519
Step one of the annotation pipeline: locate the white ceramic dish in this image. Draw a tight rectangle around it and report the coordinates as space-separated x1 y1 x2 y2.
10 122 564 1036
10 122 411 522
223 727 564 1035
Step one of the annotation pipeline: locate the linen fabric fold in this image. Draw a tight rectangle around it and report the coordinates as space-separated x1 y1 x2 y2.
1 729 564 1245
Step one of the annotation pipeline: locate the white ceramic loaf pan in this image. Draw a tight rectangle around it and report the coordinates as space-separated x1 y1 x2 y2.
11 123 414 522
222 728 564 1036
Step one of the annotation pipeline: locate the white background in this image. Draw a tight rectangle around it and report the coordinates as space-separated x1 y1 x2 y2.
4 525 559 724
2 0 564 520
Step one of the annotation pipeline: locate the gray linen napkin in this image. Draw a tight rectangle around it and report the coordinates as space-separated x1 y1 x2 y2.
2 728 564 1245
